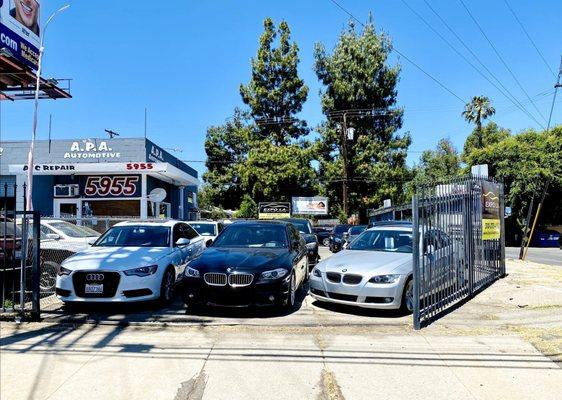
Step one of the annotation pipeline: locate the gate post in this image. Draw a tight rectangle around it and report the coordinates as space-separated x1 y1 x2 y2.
412 194 421 330
31 211 41 320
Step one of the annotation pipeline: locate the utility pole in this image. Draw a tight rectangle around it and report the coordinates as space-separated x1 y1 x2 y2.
341 112 349 217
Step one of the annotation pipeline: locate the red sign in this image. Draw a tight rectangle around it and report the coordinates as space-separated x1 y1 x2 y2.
83 176 140 198
126 163 154 170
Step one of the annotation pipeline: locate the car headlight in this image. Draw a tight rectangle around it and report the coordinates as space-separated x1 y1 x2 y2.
369 274 400 284
184 266 200 278
313 268 321 278
259 268 288 280
124 265 158 277
57 265 72 276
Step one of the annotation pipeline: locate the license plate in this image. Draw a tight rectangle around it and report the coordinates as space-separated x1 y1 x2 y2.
85 284 103 294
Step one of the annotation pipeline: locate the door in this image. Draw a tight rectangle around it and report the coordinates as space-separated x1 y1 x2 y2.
54 199 81 219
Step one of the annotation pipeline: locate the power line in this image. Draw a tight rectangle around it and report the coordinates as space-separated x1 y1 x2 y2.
503 0 557 79
458 0 548 125
328 0 466 104
421 0 545 129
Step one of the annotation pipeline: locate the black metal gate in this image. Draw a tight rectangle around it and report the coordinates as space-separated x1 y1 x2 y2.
1 183 41 320
412 176 505 329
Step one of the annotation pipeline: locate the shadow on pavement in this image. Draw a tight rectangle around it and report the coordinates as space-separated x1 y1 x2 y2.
311 299 409 319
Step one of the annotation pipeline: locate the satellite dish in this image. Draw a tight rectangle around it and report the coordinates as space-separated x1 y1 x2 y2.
148 188 167 203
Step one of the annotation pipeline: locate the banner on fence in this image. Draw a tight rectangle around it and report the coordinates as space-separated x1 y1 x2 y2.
481 181 501 240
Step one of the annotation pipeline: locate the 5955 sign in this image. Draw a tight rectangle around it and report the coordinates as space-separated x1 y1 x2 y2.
83 176 140 198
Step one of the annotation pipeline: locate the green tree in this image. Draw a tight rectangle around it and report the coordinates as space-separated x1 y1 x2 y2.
413 138 461 185
462 122 510 161
465 125 562 226
240 17 309 146
462 96 496 149
234 194 257 219
314 20 410 218
202 109 250 210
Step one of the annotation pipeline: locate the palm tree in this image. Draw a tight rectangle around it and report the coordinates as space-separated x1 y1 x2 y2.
462 96 496 148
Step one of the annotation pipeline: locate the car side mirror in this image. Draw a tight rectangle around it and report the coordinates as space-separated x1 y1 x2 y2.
87 238 97 246
176 238 191 247
206 239 213 248
46 233 60 240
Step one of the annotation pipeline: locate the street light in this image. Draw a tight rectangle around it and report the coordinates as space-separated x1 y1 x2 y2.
25 4 70 211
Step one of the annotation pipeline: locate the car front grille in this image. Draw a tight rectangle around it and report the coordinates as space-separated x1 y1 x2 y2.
342 274 362 285
204 273 227 286
326 272 342 283
72 271 120 298
228 273 253 287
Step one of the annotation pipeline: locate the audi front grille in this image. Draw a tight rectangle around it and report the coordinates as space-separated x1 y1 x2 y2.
204 273 227 286
228 273 253 287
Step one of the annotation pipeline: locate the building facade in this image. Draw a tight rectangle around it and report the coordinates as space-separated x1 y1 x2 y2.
0 138 199 220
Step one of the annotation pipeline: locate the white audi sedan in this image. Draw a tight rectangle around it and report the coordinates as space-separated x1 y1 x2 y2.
309 222 416 312
55 220 206 303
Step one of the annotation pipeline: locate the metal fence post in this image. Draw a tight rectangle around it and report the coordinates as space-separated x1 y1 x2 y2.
31 211 41 320
19 185 28 316
499 183 506 277
412 194 421 330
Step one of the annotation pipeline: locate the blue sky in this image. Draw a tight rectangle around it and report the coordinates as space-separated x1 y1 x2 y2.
2 0 560 179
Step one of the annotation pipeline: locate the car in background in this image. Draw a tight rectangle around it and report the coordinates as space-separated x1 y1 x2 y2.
328 224 352 253
16 219 102 294
531 229 560 248
0 217 22 265
55 220 206 303
180 220 308 310
342 225 367 249
282 218 319 268
313 226 332 247
188 220 224 244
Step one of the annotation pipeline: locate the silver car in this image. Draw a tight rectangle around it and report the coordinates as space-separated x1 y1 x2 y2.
310 222 460 312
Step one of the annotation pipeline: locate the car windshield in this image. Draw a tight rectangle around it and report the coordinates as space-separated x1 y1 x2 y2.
94 226 170 247
288 219 311 234
213 225 288 248
334 225 350 234
190 223 216 236
349 226 367 235
49 221 100 238
348 229 413 253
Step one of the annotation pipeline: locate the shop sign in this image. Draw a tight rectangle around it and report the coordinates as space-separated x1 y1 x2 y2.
291 197 328 215
258 202 291 219
148 144 164 162
481 181 501 240
64 141 121 159
82 175 141 198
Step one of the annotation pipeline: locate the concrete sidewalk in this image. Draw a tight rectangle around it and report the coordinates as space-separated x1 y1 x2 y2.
1 323 561 400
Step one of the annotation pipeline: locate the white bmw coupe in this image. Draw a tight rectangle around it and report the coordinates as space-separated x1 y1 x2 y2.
55 220 206 303
310 222 457 312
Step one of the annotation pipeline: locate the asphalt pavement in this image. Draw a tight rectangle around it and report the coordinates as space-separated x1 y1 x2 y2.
506 246 562 266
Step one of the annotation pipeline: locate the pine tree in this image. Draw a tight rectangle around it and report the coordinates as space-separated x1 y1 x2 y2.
314 20 410 218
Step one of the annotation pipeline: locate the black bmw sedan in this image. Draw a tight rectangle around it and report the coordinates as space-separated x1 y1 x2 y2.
179 220 308 310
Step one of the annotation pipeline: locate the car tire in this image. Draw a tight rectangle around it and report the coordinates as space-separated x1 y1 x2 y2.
159 267 175 304
401 277 414 313
322 238 330 247
282 272 297 310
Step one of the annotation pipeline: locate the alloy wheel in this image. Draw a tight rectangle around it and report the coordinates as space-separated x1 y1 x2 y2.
405 280 414 312
322 238 330 246
162 270 174 301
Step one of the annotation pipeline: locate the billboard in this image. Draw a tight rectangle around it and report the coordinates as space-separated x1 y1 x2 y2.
258 202 291 220
0 0 41 69
291 197 328 215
